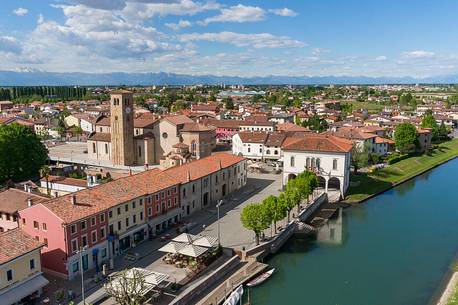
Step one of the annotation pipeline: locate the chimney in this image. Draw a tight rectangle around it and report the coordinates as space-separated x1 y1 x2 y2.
187 171 191 182
27 198 33 207
70 194 77 205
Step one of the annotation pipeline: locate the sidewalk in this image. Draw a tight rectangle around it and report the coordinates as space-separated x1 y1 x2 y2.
41 173 283 305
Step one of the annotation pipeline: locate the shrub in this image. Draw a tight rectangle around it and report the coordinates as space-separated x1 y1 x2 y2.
387 153 409 165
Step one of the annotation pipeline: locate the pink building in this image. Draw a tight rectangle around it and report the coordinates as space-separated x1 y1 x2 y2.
202 119 242 143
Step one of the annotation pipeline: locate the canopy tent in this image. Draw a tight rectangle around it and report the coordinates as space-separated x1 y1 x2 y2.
178 244 208 258
193 236 219 248
158 241 186 254
172 233 200 244
105 268 169 297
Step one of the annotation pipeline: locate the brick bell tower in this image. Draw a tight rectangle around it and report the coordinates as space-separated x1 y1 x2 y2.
110 90 135 166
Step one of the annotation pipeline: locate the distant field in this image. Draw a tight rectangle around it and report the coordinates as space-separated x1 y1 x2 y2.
345 139 458 202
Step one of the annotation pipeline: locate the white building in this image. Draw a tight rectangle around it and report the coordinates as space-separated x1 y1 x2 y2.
282 135 353 197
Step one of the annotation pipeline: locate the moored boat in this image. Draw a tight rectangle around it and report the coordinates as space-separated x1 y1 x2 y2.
246 268 275 287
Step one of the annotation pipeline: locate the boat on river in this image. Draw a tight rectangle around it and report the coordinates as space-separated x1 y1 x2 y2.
246 268 275 287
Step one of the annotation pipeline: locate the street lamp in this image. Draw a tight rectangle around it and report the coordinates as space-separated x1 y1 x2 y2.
216 200 223 246
77 245 88 304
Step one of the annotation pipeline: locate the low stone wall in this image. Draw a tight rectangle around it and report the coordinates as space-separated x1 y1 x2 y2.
243 192 328 260
169 255 241 305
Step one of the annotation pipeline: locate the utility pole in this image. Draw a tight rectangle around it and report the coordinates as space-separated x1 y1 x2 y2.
217 200 223 246
77 246 88 304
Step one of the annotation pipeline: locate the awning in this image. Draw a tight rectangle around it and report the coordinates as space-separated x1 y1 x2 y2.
0 274 49 304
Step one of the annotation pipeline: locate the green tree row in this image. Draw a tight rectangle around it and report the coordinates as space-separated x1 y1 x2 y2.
1 86 87 103
241 171 318 245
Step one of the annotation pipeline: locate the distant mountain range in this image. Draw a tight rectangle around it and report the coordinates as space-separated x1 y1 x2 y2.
1 70 458 86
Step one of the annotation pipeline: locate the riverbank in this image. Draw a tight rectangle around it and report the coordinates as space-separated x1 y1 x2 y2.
345 139 458 203
437 271 458 305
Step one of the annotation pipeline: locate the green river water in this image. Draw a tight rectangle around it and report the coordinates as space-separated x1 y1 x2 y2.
251 159 458 305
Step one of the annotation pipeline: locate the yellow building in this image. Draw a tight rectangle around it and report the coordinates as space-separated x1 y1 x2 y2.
0 228 48 304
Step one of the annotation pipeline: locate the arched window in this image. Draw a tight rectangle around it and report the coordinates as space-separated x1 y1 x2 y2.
290 156 295 167
311 158 316 168
191 141 197 155
266 150 271 154
306 157 310 168
316 158 320 169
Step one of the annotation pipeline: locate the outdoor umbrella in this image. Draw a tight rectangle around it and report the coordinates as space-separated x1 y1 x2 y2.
158 241 186 254
178 244 208 257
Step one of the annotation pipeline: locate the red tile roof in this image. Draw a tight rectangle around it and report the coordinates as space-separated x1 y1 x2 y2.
45 175 88 188
276 122 309 132
375 137 395 145
163 152 246 183
163 115 194 126
332 127 376 140
201 119 242 129
0 228 43 265
38 169 180 224
282 134 353 153
0 188 48 214
237 131 268 144
88 132 111 142
181 122 215 132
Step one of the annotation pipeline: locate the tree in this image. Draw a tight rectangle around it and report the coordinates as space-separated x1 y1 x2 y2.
0 123 48 183
351 143 370 174
71 126 83 141
224 97 234 110
395 123 419 154
421 113 439 140
104 269 147 305
240 203 271 245
302 115 328 132
299 171 318 203
278 191 295 223
262 195 286 235
40 165 51 196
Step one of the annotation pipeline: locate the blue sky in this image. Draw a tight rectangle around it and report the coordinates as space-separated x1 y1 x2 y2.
0 0 457 77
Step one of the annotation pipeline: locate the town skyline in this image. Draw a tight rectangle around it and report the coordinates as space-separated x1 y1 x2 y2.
1 0 458 78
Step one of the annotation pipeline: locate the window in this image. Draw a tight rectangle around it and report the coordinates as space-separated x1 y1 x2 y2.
155 194 159 201
91 230 97 243
7 269 13 281
100 227 106 239
109 224 114 235
168 200 171 208
35 236 39 241
139 199 143 206
192 184 195 193
81 220 86 231
34 221 39 229
132 201 136 209
117 221 122 231
266 150 270 154
81 235 88 247
174 187 178 194
44 238 48 247
174 197 177 205
138 146 142 157
92 142 96 153
125 204 128 212
167 189 171 196
161 191 165 199
306 157 310 168
148 207 152 216
22 218 26 225
105 143 108 154
274 150 278 155
333 159 338 170
100 213 105 223
42 223 47 231
117 207 121 215
72 262 79 273
183 188 186 197
259 148 262 153
91 217 96 227
133 214 137 224
140 212 143 221
316 158 321 169
247 147 251 153
156 204 160 213
30 259 35 270
101 248 107 258
162 132 168 139
71 239 78 253
125 218 129 227
109 211 113 218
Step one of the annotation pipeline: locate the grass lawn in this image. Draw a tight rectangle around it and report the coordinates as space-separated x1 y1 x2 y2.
345 139 458 202
447 281 458 305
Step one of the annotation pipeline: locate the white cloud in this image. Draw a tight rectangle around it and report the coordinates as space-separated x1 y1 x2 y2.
401 50 435 58
199 4 265 25
70 0 181 10
311 48 329 56
268 8 297 17
165 19 192 31
37 14 44 24
374 55 387 61
13 8 29 16
180 31 305 48
0 36 22 53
